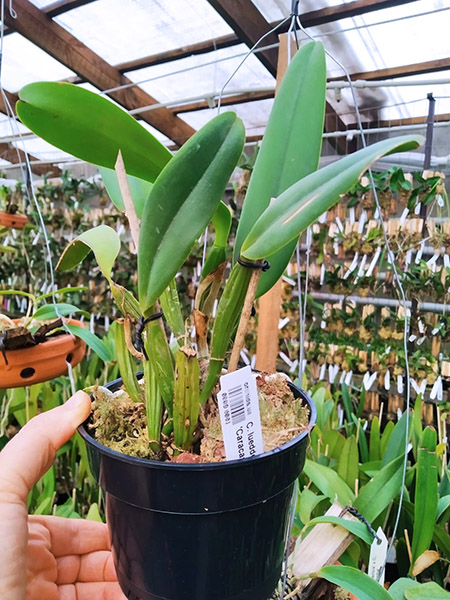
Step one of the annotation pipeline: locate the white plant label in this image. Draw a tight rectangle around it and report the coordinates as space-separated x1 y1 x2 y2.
368 527 388 584
217 367 264 461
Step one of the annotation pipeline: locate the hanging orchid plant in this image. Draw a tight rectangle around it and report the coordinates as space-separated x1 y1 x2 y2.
17 41 423 456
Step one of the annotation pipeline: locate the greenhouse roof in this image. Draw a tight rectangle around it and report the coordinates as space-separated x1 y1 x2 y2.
0 0 449 176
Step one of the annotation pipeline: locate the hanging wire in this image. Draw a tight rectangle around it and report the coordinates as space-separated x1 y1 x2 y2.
0 0 72 336
295 11 412 568
216 15 292 113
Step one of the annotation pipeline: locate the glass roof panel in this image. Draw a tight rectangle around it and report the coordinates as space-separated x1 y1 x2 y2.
29 0 55 7
55 0 234 66
0 33 75 92
124 44 274 107
180 98 274 139
13 137 73 162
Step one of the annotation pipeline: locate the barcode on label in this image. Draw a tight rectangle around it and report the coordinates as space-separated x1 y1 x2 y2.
217 366 264 461
229 384 245 425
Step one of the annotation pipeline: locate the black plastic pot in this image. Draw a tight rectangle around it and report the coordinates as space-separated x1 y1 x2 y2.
78 378 316 600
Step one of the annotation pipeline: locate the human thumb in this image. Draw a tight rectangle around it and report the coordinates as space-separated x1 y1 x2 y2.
0 391 91 503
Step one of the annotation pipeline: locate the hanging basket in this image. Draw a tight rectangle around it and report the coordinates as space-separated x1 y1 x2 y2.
0 319 86 389
0 211 28 229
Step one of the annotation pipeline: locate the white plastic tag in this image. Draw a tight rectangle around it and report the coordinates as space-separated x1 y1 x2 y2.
368 527 388 584
217 367 264 461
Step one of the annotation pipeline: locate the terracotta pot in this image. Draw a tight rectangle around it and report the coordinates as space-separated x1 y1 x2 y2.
0 211 28 229
0 319 86 388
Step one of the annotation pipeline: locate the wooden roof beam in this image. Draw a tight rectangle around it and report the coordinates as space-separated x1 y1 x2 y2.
0 143 61 177
206 0 279 77
5 0 196 147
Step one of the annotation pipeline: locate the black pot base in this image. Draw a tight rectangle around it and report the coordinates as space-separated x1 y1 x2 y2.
117 566 278 600
79 378 316 600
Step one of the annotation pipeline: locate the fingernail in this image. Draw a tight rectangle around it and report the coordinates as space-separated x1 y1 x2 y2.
66 391 89 411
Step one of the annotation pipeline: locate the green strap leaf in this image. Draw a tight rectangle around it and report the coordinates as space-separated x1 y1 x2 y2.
388 578 420 600
354 454 404 523
405 582 450 599
241 135 423 261
56 225 120 280
17 82 171 182
99 166 152 218
337 435 359 489
65 324 112 363
319 565 392 600
382 411 411 466
138 112 245 313
33 303 89 321
308 515 374 545
234 41 326 296
303 458 355 506
411 427 438 568
202 201 232 278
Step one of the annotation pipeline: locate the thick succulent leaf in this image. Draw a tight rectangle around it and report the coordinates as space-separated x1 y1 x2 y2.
99 166 153 218
319 566 392 600
234 41 326 296
56 225 120 280
241 135 423 261
138 112 245 313
17 82 171 182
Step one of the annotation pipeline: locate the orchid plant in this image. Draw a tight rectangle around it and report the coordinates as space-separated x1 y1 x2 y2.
17 42 423 456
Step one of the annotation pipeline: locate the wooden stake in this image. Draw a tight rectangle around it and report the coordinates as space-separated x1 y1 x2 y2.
290 502 359 590
228 268 261 372
255 33 297 373
115 150 140 250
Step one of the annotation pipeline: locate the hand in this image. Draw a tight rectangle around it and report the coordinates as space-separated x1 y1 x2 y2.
0 391 126 600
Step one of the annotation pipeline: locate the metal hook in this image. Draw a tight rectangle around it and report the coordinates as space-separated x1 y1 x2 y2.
9 0 17 19
291 0 299 17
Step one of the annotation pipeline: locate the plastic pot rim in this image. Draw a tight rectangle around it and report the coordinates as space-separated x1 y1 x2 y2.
78 377 317 472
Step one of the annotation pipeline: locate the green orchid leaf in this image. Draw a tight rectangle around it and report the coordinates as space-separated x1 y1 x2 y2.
337 435 359 489
234 41 326 296
303 458 355 506
388 578 420 600
202 201 232 277
65 324 112 363
99 166 152 218
308 515 374 545
411 427 438 568
138 112 244 313
37 286 88 301
17 82 172 182
437 495 450 521
354 454 404 523
382 411 411 466
241 135 423 261
319 565 392 600
56 225 120 280
33 303 89 321
405 583 450 599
